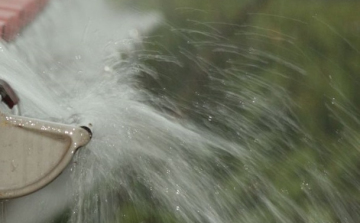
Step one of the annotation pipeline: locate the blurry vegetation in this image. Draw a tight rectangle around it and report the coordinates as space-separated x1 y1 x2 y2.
111 0 360 222
60 0 360 222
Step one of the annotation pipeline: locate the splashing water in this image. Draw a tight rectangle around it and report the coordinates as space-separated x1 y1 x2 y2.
1 0 360 223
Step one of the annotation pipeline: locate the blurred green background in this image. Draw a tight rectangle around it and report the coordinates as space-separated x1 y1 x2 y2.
60 0 360 222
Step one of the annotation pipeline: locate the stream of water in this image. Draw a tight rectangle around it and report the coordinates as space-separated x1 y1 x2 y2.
1 0 360 222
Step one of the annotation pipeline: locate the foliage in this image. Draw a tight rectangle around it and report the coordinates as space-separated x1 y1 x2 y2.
67 0 360 222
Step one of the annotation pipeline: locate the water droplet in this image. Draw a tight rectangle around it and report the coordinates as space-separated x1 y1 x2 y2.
176 206 180 211
208 115 212 121
331 98 336 105
127 130 132 139
129 29 139 38
104 66 112 72
301 181 311 191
